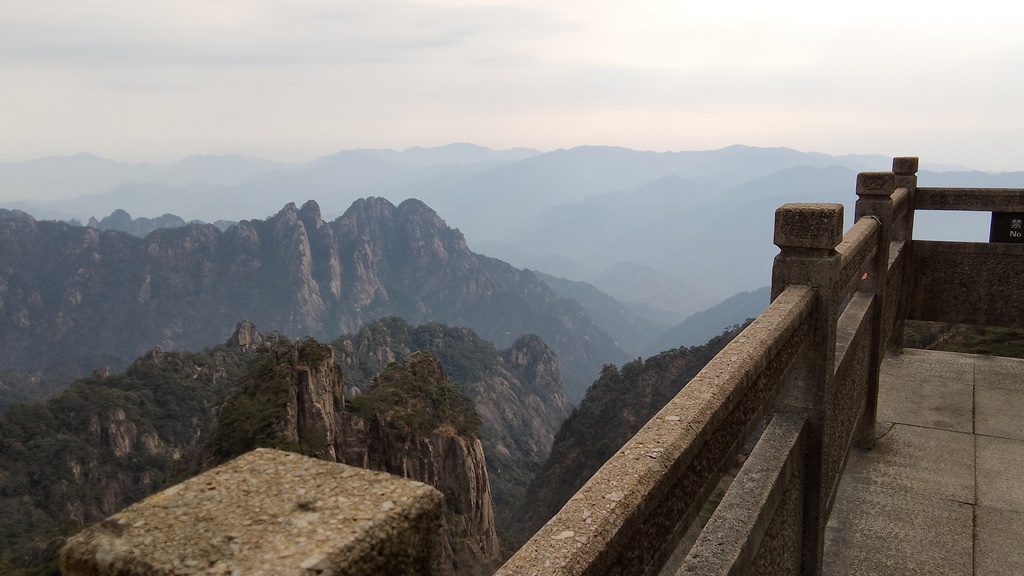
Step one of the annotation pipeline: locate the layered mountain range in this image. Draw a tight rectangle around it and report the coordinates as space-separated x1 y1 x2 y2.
1 313 746 575
0 198 627 401
9 143 1013 321
0 325 515 576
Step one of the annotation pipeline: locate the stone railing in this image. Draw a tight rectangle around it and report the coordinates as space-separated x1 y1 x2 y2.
62 158 1023 576
497 162 915 576
500 159 1024 576
904 183 1024 329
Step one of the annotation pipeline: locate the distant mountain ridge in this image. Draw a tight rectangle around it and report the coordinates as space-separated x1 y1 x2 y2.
5 144 1020 320
644 287 771 356
0 198 626 402
86 209 188 236
533 271 673 353
0 144 542 222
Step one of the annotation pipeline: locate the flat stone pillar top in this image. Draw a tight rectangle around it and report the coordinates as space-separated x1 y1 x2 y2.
774 203 844 250
61 448 443 576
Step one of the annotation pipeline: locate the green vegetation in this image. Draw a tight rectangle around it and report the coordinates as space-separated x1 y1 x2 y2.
0 354 128 414
333 317 500 394
905 321 1024 358
1 325 484 574
0 344 250 576
297 336 328 366
203 338 301 465
0 335 347 574
347 352 481 439
333 318 563 545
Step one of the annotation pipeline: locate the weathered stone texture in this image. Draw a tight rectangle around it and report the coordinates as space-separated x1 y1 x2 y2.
61 449 444 576
907 241 1024 328
914 187 1024 212
497 287 813 576
681 414 806 575
824 294 872 512
774 203 844 250
227 320 264 353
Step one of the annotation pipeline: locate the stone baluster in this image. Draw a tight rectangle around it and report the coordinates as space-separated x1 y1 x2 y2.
770 203 844 576
888 157 920 353
852 171 896 448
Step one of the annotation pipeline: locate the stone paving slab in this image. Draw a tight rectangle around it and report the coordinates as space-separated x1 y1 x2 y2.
876 376 974 434
880 349 976 387
824 484 972 576
827 350 1024 576
976 386 1024 441
977 435 1024 513
824 423 976 575
838 424 975 504
975 355 1024 392
975 506 1024 576
876 350 974 433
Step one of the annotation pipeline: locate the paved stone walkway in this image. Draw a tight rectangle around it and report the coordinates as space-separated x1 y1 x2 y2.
824 349 1024 575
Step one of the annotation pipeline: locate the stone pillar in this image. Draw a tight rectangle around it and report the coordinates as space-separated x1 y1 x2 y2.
888 157 920 352
852 172 896 449
61 449 445 576
771 203 844 576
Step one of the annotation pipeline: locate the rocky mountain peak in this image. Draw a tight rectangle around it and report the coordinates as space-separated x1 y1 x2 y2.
298 199 323 230
100 209 131 229
331 317 571 535
507 333 556 368
272 201 300 225
0 198 625 401
404 349 448 384
0 208 32 222
504 333 567 413
340 196 395 231
227 320 264 353
395 197 447 228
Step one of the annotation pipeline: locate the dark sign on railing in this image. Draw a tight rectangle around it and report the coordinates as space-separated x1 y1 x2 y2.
989 212 1024 243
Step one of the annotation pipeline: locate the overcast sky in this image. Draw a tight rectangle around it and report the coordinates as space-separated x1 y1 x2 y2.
2 0 1021 170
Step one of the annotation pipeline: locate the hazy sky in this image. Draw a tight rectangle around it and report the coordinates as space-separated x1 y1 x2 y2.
3 0 1022 170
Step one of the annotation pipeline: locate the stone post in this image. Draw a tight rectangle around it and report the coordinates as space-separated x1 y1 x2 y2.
888 157 920 352
852 172 896 449
770 203 844 576
61 449 445 576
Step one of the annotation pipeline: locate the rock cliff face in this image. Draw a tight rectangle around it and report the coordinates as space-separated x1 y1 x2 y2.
332 317 571 528
226 320 264 353
508 326 746 547
353 415 499 575
0 200 626 400
206 340 500 576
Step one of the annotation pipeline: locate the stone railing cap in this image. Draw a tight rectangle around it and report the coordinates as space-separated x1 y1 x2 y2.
61 448 443 576
856 172 897 197
893 157 920 174
774 203 844 250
